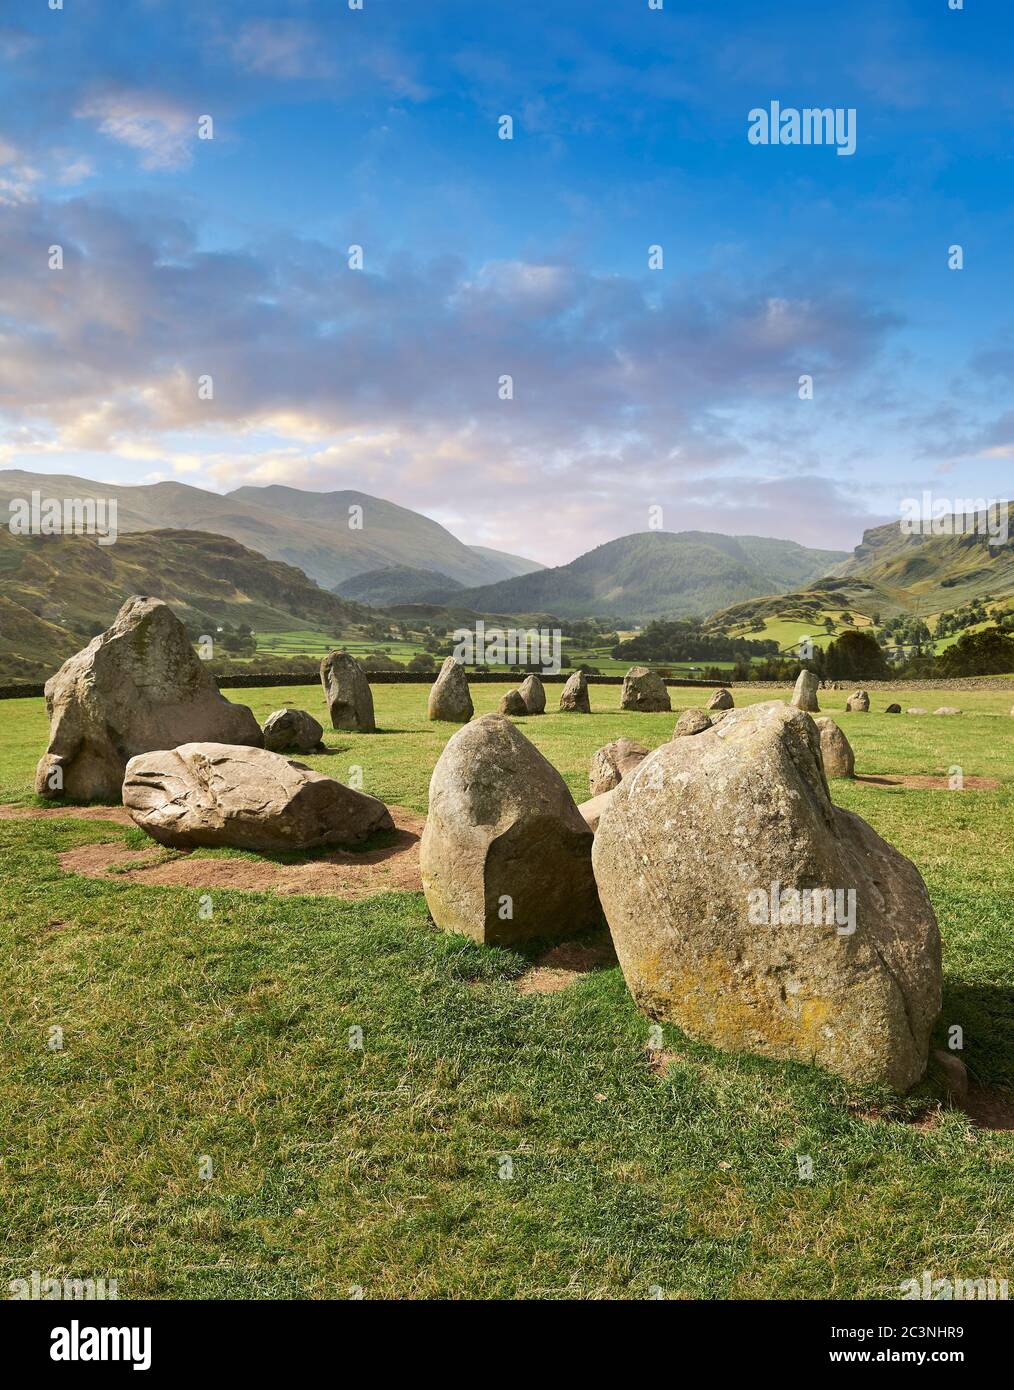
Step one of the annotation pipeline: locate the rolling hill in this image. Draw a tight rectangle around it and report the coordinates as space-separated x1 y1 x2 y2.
437 531 848 622
0 471 543 591
336 565 465 606
0 528 367 681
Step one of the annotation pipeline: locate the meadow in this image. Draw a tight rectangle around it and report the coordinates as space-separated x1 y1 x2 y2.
1 681 1012 1299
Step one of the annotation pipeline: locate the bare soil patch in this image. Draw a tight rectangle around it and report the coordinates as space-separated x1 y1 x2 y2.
856 774 1000 791
0 802 134 824
515 934 616 995
56 806 425 899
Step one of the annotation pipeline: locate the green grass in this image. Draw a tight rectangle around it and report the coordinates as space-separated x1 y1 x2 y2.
2 681 1013 1299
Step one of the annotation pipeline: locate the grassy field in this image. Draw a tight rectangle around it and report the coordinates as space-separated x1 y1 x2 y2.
2 681 1013 1300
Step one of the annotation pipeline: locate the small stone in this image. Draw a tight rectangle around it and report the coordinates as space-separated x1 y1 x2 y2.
559 671 591 712
674 708 712 737
706 688 734 711
262 708 324 753
518 674 546 714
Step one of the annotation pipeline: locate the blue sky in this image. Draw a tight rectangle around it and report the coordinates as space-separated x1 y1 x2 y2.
1 0 1012 563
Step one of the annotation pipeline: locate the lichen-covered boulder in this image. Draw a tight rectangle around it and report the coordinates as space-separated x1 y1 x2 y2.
420 715 602 946
262 708 324 753
518 674 546 714
123 742 393 851
498 689 528 716
846 690 870 713
620 666 671 713
427 658 473 723
588 737 649 797
706 688 734 711
320 650 376 732
814 715 855 778
559 671 591 712
791 670 820 712
34 596 262 802
591 701 941 1091
674 708 712 738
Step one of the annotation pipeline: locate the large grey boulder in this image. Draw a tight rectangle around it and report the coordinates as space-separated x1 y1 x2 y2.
706 688 734 711
262 708 324 753
620 666 671 713
846 689 870 713
591 701 942 1091
427 658 473 723
559 671 591 712
674 708 712 737
420 714 602 946
589 737 649 796
791 670 820 713
518 674 546 714
34 596 262 803
814 715 855 778
320 650 376 732
123 742 393 851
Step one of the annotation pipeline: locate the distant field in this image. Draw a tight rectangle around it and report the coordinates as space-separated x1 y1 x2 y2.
726 609 874 654
3 681 1012 1298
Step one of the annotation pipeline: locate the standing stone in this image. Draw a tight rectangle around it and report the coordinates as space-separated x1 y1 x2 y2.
262 708 324 753
791 670 820 712
320 650 376 732
706 688 734 711
885 703 902 714
34 595 262 803
620 666 671 713
427 657 473 723
420 714 602 946
124 742 392 851
518 673 546 714
559 671 591 712
589 737 649 796
498 689 528 716
814 715 855 778
846 690 870 712
674 708 712 738
592 701 942 1092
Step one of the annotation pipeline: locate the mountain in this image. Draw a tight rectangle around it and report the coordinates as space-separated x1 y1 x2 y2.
0 527 366 680
467 545 545 583
440 531 848 622
336 564 465 606
706 503 1014 644
0 471 542 591
830 505 1014 615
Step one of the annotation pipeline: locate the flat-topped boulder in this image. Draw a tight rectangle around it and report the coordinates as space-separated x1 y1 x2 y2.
933 706 962 716
846 690 870 713
620 666 671 713
592 701 941 1091
518 674 546 714
320 650 376 732
123 742 393 851
34 596 262 803
420 714 602 946
589 737 649 796
814 715 855 778
559 671 591 712
427 658 474 723
262 708 324 753
674 708 712 737
791 670 820 712
706 688 734 711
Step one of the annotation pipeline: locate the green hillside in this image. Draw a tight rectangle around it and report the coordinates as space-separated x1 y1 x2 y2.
0 528 366 680
0 471 542 591
336 564 464 606
441 531 847 622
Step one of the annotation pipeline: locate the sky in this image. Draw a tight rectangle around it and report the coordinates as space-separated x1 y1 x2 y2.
1 0 1012 565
